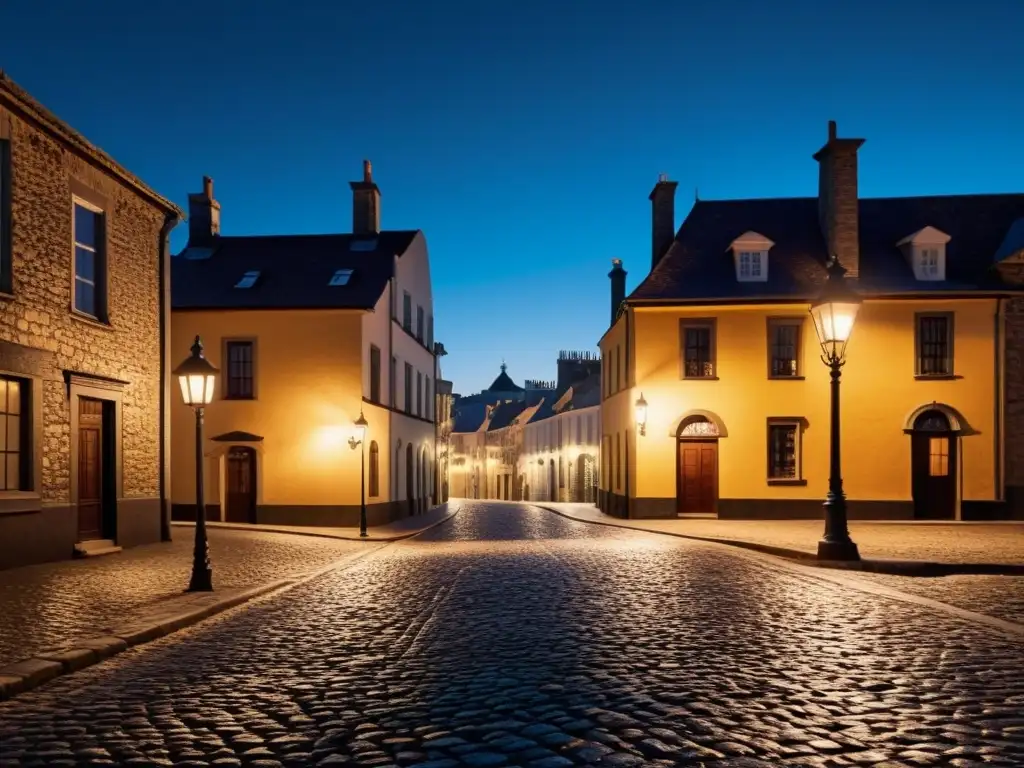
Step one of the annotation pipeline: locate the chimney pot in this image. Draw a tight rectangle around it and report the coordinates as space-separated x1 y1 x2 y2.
350 160 381 235
828 120 837 141
649 175 679 270
187 174 221 245
363 159 372 182
203 176 213 198
608 258 627 327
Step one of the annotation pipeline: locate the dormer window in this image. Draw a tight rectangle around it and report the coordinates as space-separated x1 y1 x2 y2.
235 270 260 288
329 268 354 286
728 231 774 282
897 226 951 282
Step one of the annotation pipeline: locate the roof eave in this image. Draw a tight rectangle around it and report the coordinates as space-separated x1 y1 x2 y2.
0 72 185 218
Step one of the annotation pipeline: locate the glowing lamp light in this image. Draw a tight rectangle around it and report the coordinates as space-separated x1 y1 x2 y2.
349 411 368 450
809 259 861 364
174 336 219 407
634 392 648 436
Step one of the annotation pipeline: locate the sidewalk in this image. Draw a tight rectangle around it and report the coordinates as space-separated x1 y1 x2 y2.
539 503 1024 570
171 501 457 542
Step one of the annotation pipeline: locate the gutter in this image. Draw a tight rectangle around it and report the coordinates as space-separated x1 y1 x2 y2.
158 212 180 541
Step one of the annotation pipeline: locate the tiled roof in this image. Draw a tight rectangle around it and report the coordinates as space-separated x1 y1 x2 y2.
486 366 524 393
172 231 419 310
452 402 488 433
486 400 528 431
630 194 1024 303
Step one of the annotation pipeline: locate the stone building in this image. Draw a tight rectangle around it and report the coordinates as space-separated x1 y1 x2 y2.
0 73 183 568
601 121 1024 520
171 162 442 526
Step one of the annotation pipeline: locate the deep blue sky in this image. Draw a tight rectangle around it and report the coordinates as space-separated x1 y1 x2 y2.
2 1 1022 395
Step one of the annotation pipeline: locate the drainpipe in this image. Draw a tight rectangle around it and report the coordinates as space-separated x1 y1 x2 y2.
158 212 180 542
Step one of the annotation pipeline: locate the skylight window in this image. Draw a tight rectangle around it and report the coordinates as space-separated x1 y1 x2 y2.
350 238 378 252
329 268 354 286
235 270 260 289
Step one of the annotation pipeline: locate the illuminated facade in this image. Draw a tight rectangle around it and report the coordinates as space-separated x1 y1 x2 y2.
171 163 441 527
600 121 1024 521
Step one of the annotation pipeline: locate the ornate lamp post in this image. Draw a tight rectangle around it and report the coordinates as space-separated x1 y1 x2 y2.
808 259 862 561
174 336 219 592
348 410 369 537
634 393 648 437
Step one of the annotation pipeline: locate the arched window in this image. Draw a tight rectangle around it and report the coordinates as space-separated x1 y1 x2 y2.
679 416 720 438
368 441 379 497
914 410 951 432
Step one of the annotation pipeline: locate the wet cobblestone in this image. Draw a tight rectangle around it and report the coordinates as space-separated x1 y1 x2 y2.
1 503 1023 767
852 571 1024 625
0 529 367 666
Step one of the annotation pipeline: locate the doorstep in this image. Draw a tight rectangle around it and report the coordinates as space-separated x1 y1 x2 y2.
73 539 122 558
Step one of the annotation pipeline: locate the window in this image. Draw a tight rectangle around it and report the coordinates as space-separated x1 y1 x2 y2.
416 371 423 416
329 268 353 286
369 441 380 496
916 314 953 376
390 356 397 407
0 139 10 293
767 420 801 482
615 432 621 491
0 376 28 491
403 292 412 331
427 316 434 349
235 270 260 289
225 341 255 399
416 306 424 342
425 379 432 421
681 320 716 378
369 345 381 403
615 345 621 391
768 319 802 377
737 250 765 281
73 200 105 319
586 414 592 444
404 363 412 413
919 248 941 279
929 437 949 476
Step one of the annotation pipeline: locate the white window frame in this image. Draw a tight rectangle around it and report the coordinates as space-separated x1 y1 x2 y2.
919 248 941 279
738 250 765 281
72 197 104 319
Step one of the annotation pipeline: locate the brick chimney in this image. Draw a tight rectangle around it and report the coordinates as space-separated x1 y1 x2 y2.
349 159 381 235
187 176 220 245
608 258 626 326
813 121 864 276
649 174 678 270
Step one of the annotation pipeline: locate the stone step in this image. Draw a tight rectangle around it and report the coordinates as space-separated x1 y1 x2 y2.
73 539 123 558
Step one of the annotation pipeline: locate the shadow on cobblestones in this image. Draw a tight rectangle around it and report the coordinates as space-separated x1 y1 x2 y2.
1 503 1022 767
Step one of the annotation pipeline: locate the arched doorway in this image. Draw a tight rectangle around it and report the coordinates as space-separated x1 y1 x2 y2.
548 459 556 501
676 415 720 517
225 447 257 523
911 409 957 519
406 443 415 517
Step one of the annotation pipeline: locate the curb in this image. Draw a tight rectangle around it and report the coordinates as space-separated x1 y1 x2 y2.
0 503 462 702
534 505 1024 577
171 506 459 542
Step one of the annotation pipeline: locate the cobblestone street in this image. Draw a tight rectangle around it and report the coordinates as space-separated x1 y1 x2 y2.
2 502 1023 767
0 529 369 668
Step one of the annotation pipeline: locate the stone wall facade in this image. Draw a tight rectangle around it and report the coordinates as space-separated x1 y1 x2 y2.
0 77 180 567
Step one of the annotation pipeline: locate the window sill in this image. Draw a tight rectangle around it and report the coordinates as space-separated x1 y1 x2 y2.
0 491 43 515
914 374 960 381
767 478 807 486
682 376 719 381
768 375 805 381
70 310 114 332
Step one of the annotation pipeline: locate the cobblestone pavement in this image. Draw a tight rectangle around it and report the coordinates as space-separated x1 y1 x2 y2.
544 503 1024 563
852 571 1024 626
0 529 367 667
2 502 1023 767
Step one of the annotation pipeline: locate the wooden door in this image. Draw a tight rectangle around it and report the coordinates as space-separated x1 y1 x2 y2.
677 440 718 516
225 447 257 523
77 398 104 540
912 433 956 519
548 461 556 501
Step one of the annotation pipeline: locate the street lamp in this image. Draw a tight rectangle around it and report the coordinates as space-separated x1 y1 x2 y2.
634 393 648 437
348 410 369 537
173 335 219 592
809 258 861 561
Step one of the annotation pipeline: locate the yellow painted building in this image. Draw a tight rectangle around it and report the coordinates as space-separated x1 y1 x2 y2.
170 164 442 526
599 122 1024 521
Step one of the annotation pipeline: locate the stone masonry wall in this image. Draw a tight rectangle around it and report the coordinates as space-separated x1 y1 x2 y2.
998 262 1024 488
1 104 166 504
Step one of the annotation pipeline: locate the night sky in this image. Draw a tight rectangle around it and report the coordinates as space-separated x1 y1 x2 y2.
2 0 1022 395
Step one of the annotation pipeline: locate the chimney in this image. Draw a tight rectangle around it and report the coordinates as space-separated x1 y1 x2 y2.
187 176 220 245
608 258 626 326
813 120 865 276
349 159 381 235
649 173 678 269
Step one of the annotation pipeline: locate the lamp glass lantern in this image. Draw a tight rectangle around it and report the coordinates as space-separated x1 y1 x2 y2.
353 411 368 444
634 393 648 436
809 260 862 364
174 336 219 406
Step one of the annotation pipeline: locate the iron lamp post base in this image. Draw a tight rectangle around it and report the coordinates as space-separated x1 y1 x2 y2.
817 538 860 561
188 567 213 592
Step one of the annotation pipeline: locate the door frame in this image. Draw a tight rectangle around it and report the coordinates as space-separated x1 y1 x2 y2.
209 440 264 522
674 414 725 518
67 375 124 542
904 403 966 521
224 445 259 523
